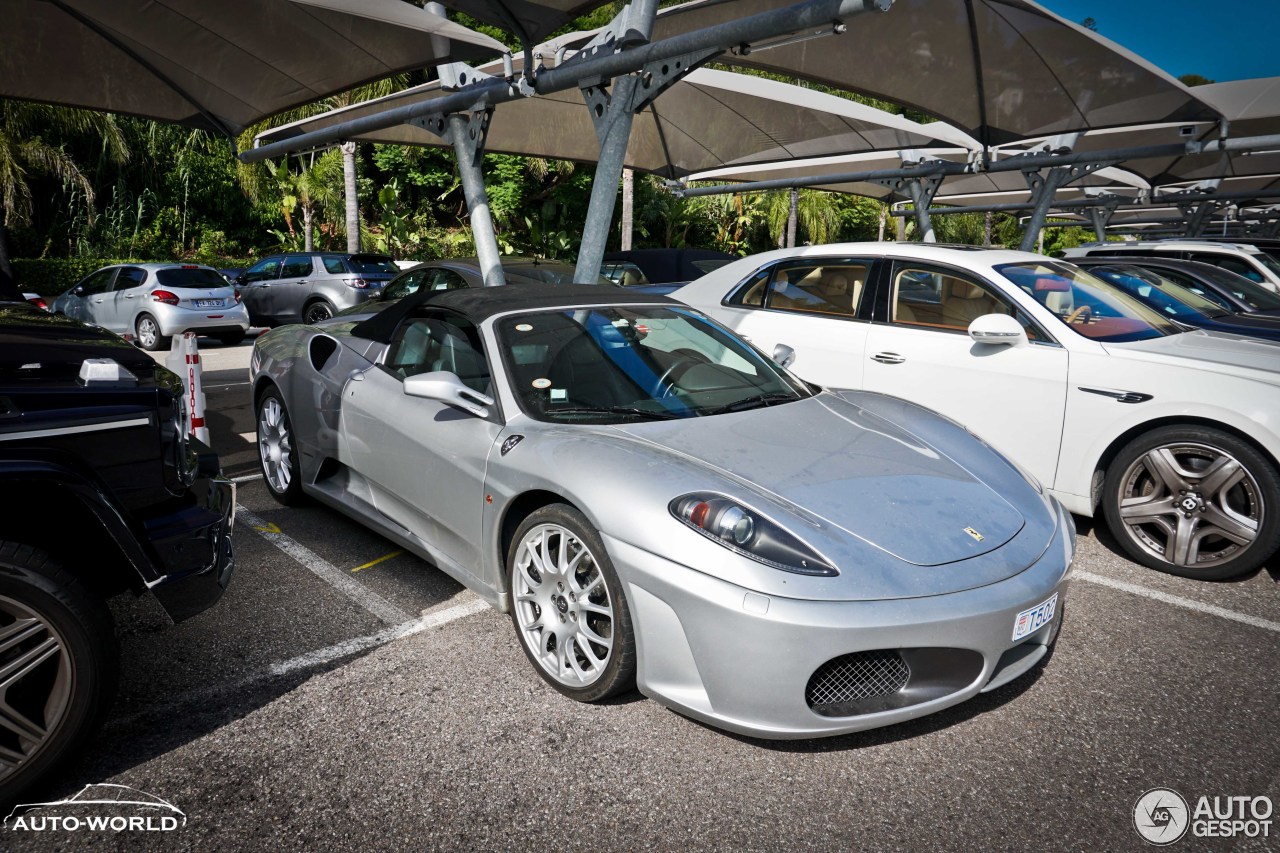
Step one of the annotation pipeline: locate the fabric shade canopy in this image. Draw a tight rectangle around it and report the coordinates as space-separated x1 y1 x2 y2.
0 0 507 136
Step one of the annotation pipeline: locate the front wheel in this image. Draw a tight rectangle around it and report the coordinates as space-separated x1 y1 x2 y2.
0 542 117 803
508 505 635 702
256 387 306 506
134 313 171 351
1103 426 1280 579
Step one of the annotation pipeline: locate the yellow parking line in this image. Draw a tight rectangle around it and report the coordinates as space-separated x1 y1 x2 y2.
351 550 405 573
253 521 282 534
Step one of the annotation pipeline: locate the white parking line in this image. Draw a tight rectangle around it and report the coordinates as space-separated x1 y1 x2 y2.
230 472 262 484
236 504 410 624
1076 571 1280 635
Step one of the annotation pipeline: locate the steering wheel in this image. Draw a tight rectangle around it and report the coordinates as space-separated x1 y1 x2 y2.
1065 304 1093 324
652 349 712 398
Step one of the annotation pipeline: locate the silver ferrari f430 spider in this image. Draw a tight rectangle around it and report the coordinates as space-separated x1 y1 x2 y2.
249 284 1074 739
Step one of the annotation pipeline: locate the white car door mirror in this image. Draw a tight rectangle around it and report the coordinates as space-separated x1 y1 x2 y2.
968 314 1028 347
403 370 494 418
772 343 797 368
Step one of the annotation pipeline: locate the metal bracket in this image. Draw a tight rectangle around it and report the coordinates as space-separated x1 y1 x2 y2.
1080 193 1124 242
1177 200 1224 237
1018 160 1116 251
410 108 492 151
869 156 946 242
631 48 723 112
437 61 498 92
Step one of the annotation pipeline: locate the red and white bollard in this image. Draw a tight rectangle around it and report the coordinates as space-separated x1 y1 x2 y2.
165 332 209 444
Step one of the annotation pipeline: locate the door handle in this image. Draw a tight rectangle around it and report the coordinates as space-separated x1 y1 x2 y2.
124 294 137 299
871 352 906 365
297 280 308 284
91 298 104 304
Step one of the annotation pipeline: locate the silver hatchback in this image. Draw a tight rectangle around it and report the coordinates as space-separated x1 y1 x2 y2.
53 263 250 350
236 252 398 326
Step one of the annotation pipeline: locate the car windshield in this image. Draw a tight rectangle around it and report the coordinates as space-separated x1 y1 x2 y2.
1251 251 1280 280
509 265 612 286
346 254 398 275
996 262 1182 342
1201 265 1280 311
1086 265 1230 321
155 268 227 288
496 305 811 423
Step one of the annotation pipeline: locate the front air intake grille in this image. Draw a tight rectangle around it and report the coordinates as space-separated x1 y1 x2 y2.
806 651 910 716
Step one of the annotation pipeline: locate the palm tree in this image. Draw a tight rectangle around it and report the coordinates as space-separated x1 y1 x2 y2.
261 150 344 251
0 100 129 284
764 188 840 248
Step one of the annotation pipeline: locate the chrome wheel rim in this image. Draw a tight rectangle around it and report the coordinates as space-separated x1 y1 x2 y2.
0 595 73 784
304 303 332 324
1117 442 1262 569
258 397 293 493
137 317 158 348
512 524 614 688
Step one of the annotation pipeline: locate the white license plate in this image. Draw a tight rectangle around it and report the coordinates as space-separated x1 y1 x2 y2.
195 299 223 308
1012 593 1057 641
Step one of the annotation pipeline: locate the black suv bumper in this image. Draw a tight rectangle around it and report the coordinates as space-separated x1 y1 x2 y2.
148 475 236 622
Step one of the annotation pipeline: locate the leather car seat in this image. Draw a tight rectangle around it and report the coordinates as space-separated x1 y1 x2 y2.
942 280 1001 328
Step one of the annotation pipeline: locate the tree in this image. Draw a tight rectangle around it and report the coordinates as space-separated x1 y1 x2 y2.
1179 74 1216 87
0 100 128 281
1080 17 1097 31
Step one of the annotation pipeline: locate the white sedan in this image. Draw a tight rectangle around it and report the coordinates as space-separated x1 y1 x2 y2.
679 243 1280 580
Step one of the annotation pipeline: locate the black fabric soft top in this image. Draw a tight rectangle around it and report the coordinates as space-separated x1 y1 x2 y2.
350 282 678 343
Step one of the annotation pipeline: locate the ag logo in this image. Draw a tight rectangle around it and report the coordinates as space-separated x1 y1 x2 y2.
1134 788 1189 845
963 526 984 542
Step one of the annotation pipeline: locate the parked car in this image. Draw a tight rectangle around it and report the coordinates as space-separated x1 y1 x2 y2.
600 248 735 287
217 267 245 285
375 257 612 303
236 252 399 326
0 298 235 801
1061 240 1280 291
1069 255 1280 315
52 263 250 351
678 243 1280 580
250 283 1072 739
1073 260 1280 343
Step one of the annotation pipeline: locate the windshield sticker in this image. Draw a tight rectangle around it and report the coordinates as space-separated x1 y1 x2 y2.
531 378 551 389
515 323 533 332
550 388 567 402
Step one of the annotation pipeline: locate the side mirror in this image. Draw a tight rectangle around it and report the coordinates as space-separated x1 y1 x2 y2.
968 314 1028 347
72 285 86 297
403 370 494 418
772 343 797 368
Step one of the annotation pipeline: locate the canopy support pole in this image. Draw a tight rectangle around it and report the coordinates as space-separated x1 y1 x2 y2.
870 169 944 242
1017 161 1114 252
1177 200 1223 238
414 110 506 287
1083 194 1123 241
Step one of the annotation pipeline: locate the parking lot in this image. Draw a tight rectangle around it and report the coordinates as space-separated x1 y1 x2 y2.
14 336 1280 851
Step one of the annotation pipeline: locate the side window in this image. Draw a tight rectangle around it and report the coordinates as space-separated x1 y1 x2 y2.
243 258 281 283
761 261 869 317
427 269 469 291
1191 253 1263 282
384 313 491 392
1158 269 1233 310
727 268 769 307
322 257 346 274
890 263 1047 342
114 267 147 291
384 269 428 301
281 256 313 278
80 268 117 295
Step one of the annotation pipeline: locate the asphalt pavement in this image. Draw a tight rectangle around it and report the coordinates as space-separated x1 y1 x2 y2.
8 335 1278 852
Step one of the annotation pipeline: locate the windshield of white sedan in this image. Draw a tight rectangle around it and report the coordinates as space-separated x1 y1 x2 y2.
996 262 1182 342
497 306 811 422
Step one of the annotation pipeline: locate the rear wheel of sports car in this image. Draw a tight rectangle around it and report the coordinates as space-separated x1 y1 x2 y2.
0 542 117 803
508 505 636 702
134 313 171 351
1103 426 1280 580
256 387 306 506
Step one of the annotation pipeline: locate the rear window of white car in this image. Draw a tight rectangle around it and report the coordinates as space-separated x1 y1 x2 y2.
155 268 227 288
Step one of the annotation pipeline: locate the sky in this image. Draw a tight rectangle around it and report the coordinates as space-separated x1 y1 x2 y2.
1037 1 1280 83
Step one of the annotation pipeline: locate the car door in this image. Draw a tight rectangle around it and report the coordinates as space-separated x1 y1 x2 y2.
703 257 876 388
340 310 501 576
105 266 148 333
62 268 116 323
239 257 282 324
861 260 1069 488
270 255 315 322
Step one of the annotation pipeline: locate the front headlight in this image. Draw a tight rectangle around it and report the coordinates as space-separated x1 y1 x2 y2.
670 493 837 576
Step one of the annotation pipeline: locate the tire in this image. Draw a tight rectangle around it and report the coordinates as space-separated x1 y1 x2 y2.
217 329 246 346
302 300 334 325
134 313 171 351
1103 425 1280 580
508 504 636 702
0 542 117 805
256 386 307 506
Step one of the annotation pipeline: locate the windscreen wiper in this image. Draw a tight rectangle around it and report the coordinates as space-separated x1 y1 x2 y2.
550 406 683 420
700 392 799 416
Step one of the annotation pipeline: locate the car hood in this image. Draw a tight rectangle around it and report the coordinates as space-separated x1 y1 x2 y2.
0 304 157 384
610 394 1025 567
1103 329 1280 385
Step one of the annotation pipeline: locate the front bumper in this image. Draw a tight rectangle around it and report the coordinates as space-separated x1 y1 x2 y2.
147 475 236 622
611 502 1074 740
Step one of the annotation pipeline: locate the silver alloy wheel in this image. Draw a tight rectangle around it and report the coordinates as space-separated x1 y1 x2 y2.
258 397 293 494
136 316 159 349
1117 442 1263 568
512 523 615 688
0 594 73 783
304 302 332 324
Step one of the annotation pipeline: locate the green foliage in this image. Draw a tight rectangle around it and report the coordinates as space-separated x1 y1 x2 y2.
12 256 254 295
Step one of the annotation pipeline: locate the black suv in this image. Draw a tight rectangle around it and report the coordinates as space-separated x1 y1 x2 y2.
0 298 235 801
